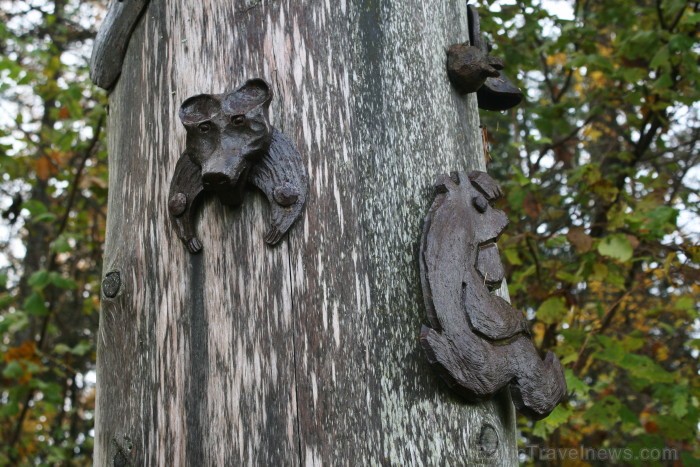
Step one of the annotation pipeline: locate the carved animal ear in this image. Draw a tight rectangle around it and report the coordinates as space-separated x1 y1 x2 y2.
433 171 463 194
222 78 273 115
468 171 503 201
179 94 221 126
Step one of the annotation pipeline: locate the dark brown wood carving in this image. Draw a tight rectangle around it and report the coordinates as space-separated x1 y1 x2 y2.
419 171 566 420
446 5 523 111
90 0 151 90
168 78 308 253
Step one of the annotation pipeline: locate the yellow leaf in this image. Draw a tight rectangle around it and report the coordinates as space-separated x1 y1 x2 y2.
546 52 568 66
583 124 602 141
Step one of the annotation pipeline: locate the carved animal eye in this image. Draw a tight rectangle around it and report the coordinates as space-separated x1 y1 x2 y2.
472 195 488 213
198 122 211 133
231 115 246 126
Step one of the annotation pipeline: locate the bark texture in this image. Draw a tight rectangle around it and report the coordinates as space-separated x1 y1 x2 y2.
96 0 518 465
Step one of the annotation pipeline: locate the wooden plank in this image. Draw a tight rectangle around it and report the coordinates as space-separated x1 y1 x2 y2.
95 0 518 464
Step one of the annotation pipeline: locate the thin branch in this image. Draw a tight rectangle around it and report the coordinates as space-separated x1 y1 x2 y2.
573 288 633 373
8 114 104 454
539 51 557 101
533 113 597 170
525 235 542 281
668 1 689 31
40 114 104 343
555 68 575 103
656 0 668 29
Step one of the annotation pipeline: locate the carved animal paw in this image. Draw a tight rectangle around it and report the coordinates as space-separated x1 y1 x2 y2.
186 238 203 254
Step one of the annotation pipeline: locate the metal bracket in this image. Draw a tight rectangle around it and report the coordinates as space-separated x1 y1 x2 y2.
167 78 308 254
446 5 523 111
419 171 566 419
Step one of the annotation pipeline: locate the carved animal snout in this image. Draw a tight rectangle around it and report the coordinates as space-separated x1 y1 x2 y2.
199 157 251 207
202 171 229 187
201 156 247 188
479 207 508 242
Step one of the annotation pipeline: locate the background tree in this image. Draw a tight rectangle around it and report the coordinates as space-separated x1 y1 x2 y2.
474 0 699 464
0 0 105 464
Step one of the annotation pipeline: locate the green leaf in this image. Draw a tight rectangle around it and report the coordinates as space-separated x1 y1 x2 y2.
503 248 522 266
671 394 688 418
674 296 694 311
2 360 24 379
28 270 50 289
595 335 626 362
654 72 674 90
621 353 674 384
556 270 580 283
649 45 670 70
641 206 678 238
23 293 48 316
564 369 590 397
0 311 28 334
656 414 696 441
0 400 19 417
0 293 14 309
46 446 71 463
536 297 568 324
54 343 71 354
49 272 77 290
598 235 633 262
591 262 608 280
621 336 644 352
33 380 63 404
625 30 658 52
50 235 72 253
597 340 675 384
32 212 57 223
668 34 694 53
21 199 48 216
585 396 623 428
618 403 640 430
532 404 573 438
70 341 92 356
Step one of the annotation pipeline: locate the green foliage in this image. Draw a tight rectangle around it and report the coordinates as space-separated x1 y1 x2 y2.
598 235 634 262
476 0 699 463
0 0 105 464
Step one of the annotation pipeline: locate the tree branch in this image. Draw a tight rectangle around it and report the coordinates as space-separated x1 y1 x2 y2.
8 114 104 456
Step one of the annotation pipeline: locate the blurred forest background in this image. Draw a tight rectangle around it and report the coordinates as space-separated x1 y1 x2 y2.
0 0 697 465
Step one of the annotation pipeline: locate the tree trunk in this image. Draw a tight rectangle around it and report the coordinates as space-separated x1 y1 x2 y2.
95 0 518 465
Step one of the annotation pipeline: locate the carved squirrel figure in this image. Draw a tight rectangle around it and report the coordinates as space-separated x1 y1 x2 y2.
446 5 523 111
419 171 566 419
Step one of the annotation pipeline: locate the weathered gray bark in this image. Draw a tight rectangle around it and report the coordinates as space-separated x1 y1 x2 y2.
96 0 518 465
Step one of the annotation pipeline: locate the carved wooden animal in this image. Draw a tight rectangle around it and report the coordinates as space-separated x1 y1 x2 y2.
446 43 503 94
168 79 308 253
445 5 523 111
419 171 566 419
